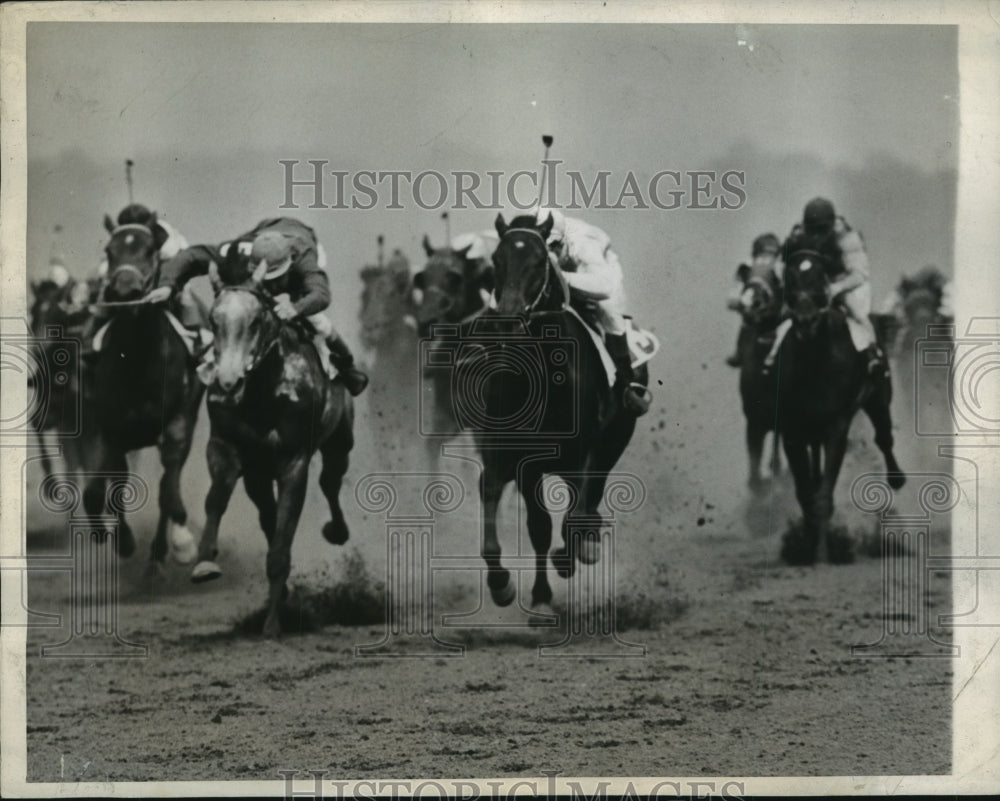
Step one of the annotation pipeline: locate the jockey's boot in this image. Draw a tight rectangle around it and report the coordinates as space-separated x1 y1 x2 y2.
606 332 650 416
726 324 750 368
725 352 742 368
327 335 369 397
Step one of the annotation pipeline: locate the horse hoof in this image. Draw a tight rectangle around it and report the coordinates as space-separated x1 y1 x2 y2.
528 602 558 627
489 577 516 608
322 519 349 545
552 547 575 578
888 472 906 490
262 615 281 639
191 560 222 584
780 527 816 566
169 523 198 565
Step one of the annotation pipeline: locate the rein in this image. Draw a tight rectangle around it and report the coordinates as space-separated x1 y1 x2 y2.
501 227 566 313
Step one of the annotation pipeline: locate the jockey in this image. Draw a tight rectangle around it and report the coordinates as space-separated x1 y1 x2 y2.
534 207 650 416
725 232 782 368
81 204 193 361
878 264 953 321
764 197 886 375
150 217 369 397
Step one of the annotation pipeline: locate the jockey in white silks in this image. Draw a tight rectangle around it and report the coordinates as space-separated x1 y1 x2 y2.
764 197 886 375
534 207 650 416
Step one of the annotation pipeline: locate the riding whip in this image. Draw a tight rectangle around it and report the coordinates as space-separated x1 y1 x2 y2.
377 234 384 268
537 134 554 208
441 211 451 247
125 159 135 205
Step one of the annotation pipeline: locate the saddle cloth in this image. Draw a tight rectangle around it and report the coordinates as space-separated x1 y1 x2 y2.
563 306 660 387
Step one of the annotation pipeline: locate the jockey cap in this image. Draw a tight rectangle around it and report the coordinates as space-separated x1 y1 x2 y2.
251 231 293 280
752 233 781 258
803 197 836 235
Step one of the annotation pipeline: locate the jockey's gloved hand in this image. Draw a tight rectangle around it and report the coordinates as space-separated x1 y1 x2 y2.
273 293 297 321
144 286 173 305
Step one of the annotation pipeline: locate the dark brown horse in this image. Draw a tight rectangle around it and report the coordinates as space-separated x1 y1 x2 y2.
463 213 648 617
81 216 204 567
413 235 494 465
733 270 783 492
776 247 905 564
191 250 355 638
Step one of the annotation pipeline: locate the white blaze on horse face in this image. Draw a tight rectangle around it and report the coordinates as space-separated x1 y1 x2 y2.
799 259 813 272
213 292 257 387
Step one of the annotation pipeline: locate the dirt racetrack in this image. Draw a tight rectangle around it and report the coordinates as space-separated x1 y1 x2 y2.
22 348 954 781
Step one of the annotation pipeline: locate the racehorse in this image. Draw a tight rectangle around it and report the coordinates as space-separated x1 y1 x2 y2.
28 277 92 494
191 250 355 638
358 259 420 470
775 247 905 564
412 235 494 465
468 213 649 616
81 215 204 566
733 269 783 492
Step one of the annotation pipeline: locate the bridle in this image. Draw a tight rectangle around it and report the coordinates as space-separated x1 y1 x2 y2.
213 285 282 375
500 227 566 313
98 223 161 308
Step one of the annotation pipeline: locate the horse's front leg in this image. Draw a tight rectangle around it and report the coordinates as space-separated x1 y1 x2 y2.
516 469 553 619
263 455 310 638
153 411 199 567
746 420 767 493
816 423 852 563
481 467 515 607
191 435 242 584
780 433 818 565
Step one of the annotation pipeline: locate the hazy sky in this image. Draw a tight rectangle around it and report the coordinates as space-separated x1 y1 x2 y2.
29 23 957 171
25 23 958 343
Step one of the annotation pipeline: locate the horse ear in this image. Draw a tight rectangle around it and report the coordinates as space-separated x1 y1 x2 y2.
537 213 553 240
103 214 115 234
149 213 169 252
494 213 508 238
422 235 434 257
456 243 474 261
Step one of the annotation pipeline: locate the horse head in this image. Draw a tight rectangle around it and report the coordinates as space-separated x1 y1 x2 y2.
207 242 281 405
491 213 566 318
412 235 492 335
359 262 413 349
29 279 64 337
735 266 782 329
782 248 833 338
102 211 164 303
